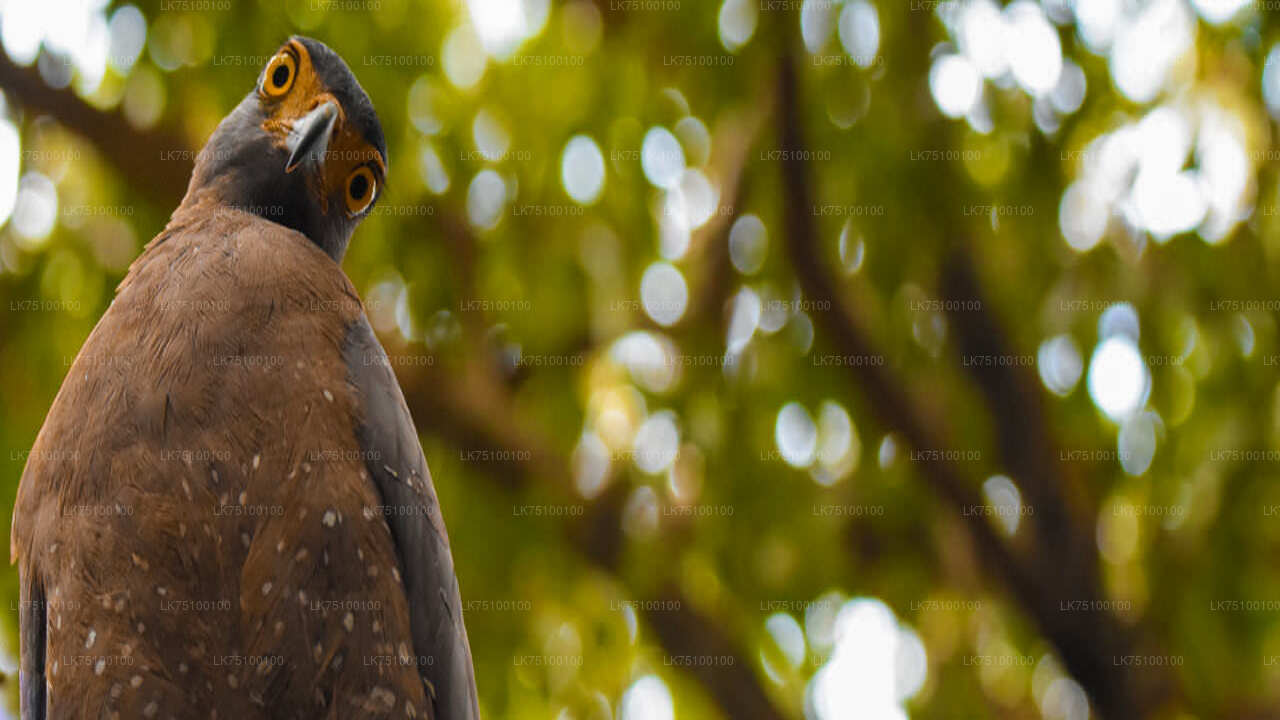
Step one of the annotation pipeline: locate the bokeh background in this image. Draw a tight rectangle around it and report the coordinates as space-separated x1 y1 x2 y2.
1 0 1279 717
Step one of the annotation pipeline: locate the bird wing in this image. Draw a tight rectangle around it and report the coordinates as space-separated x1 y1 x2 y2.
343 316 480 720
17 577 45 720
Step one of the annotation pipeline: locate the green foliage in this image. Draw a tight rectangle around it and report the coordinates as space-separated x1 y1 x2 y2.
6 0 1280 718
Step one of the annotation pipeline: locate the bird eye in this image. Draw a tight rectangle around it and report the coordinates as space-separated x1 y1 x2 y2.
261 52 297 98
345 166 377 215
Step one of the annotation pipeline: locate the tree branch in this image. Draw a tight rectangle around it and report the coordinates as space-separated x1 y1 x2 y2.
772 47 1160 720
939 249 1176 716
678 94 772 330
0 51 191 209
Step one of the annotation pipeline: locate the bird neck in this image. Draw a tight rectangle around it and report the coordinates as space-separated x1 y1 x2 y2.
175 169 350 263
175 99 352 262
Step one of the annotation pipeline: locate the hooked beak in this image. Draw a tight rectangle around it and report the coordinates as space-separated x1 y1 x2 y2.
285 100 338 173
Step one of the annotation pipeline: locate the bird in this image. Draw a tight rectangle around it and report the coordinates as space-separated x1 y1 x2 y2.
11 36 479 720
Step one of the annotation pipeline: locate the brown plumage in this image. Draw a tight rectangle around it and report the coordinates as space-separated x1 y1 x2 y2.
11 37 478 719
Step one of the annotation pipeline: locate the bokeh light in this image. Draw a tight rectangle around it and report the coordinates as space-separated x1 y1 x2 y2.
1087 337 1149 421
611 331 680 394
1037 334 1083 397
0 120 20 228
728 214 767 275
727 286 761 355
1118 410 1158 476
640 262 688 326
442 24 487 89
929 54 981 119
982 475 1023 535
809 598 927 720
572 431 611 499
800 0 836 54
471 108 510 162
765 612 806 669
561 134 605 205
466 0 549 60
1190 0 1251 25
621 675 674 720
632 410 679 474
1004 1 1061 96
466 169 508 230
837 1 879 67
775 402 818 468
106 5 146 74
641 127 685 190
1 0 43 66
718 0 757 52
11 172 57 248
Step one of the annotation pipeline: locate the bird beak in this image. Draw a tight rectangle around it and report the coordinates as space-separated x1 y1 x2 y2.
285 100 339 173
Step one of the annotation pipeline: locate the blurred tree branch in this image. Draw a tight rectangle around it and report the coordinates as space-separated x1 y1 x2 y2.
939 249 1178 715
678 97 772 330
772 47 1171 719
0 52 190 209
770 37 1034 624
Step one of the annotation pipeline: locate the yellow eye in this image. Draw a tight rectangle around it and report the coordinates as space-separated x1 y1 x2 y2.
345 166 377 215
261 52 297 97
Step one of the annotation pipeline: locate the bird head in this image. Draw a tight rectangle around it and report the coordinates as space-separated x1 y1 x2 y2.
185 36 387 261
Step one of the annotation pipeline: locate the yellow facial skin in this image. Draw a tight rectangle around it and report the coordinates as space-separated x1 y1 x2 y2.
258 39 386 217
